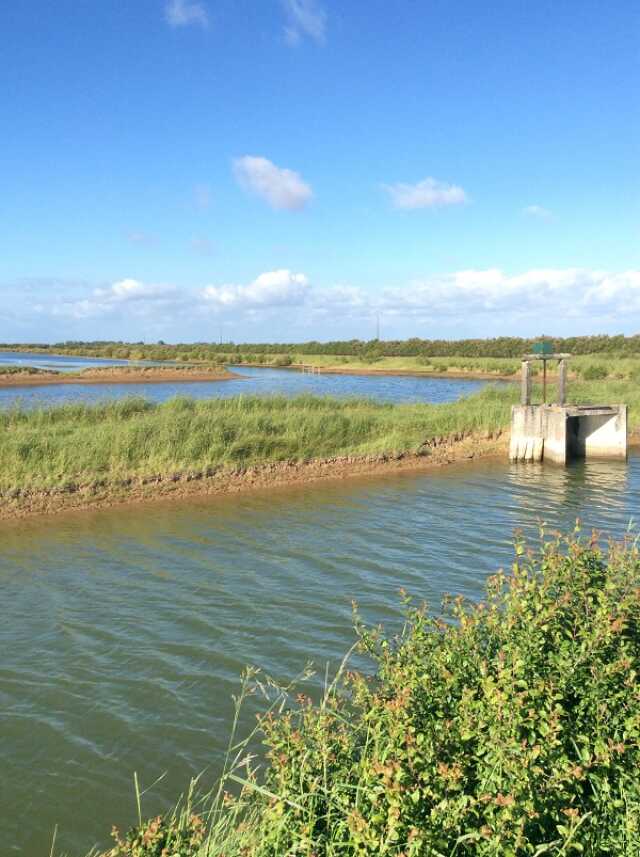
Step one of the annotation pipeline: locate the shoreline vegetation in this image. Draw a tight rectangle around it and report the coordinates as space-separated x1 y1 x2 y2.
3 336 640 384
0 364 237 388
1 354 638 387
97 530 640 856
1 378 638 521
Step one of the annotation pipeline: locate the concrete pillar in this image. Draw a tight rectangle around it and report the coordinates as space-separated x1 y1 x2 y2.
509 405 544 462
558 360 567 406
543 407 568 465
521 361 532 406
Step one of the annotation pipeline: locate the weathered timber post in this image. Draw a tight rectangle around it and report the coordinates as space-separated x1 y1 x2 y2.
521 360 532 405
558 359 568 406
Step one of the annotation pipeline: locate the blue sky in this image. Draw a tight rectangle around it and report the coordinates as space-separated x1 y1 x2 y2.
1 0 638 343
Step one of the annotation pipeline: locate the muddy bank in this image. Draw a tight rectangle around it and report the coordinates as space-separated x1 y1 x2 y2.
295 365 518 381
0 431 508 521
0 366 239 389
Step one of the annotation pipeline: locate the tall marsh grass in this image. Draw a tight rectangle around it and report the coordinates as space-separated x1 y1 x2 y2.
1 378 638 496
0 389 515 493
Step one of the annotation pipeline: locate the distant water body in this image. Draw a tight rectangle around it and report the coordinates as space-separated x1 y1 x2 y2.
0 351 488 407
1 453 638 854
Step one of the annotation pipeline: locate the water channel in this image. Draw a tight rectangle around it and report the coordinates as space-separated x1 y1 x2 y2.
0 354 637 853
0 352 485 408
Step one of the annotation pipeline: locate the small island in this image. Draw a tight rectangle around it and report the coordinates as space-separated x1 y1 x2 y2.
0 363 238 388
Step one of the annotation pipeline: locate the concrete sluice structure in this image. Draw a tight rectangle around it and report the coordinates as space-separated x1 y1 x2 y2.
509 351 628 465
509 403 628 464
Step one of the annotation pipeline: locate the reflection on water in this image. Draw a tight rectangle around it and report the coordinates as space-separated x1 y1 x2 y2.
1 455 638 853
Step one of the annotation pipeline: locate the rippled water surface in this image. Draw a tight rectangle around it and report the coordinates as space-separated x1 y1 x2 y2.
1 454 638 854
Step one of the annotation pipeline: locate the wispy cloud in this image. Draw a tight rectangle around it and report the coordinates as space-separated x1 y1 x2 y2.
126 230 157 246
33 269 640 334
190 236 215 256
165 0 209 29
233 156 313 211
52 279 183 320
383 177 468 210
193 184 212 210
282 0 327 45
523 204 554 220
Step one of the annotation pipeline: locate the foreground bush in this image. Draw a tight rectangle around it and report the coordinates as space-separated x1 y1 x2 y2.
99 530 640 856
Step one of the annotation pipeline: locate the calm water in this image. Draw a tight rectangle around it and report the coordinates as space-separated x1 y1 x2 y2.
1 455 638 854
0 353 487 407
0 350 136 372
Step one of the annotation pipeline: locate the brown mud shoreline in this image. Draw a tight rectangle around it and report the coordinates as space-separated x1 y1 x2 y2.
291 364 518 381
3 429 638 522
0 431 508 521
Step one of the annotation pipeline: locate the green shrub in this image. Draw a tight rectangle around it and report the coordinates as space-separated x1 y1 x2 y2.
580 364 609 381
106 813 205 856
101 531 640 856
238 530 640 855
272 355 293 367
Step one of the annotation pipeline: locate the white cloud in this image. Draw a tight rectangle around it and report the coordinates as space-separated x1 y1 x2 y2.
165 0 209 29
282 0 326 45
523 204 553 220
233 156 313 211
378 269 640 319
383 177 468 210
203 269 310 309
94 279 177 303
16 269 640 337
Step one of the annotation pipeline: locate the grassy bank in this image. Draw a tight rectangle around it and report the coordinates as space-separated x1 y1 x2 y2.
1 380 638 514
292 353 640 381
95 529 640 856
0 363 235 386
0 364 53 376
3 355 638 382
0 387 513 497
4 343 640 381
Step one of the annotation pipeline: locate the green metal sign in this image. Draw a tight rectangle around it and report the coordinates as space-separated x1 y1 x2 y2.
532 340 554 356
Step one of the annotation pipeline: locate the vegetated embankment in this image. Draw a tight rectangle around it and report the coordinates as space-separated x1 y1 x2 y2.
0 388 513 519
1 378 637 520
0 364 238 388
100 529 640 856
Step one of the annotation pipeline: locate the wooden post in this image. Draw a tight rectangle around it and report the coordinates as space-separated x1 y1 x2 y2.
542 359 547 404
521 360 532 405
558 359 567 406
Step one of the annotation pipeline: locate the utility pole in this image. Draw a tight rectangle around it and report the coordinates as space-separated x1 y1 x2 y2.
376 313 380 341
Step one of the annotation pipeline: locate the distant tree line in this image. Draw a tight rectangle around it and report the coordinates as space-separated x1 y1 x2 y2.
1 334 639 361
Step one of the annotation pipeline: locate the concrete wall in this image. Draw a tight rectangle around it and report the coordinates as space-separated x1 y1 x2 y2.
568 406 627 460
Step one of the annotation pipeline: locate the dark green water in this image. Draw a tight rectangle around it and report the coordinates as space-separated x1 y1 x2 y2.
1 455 638 854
